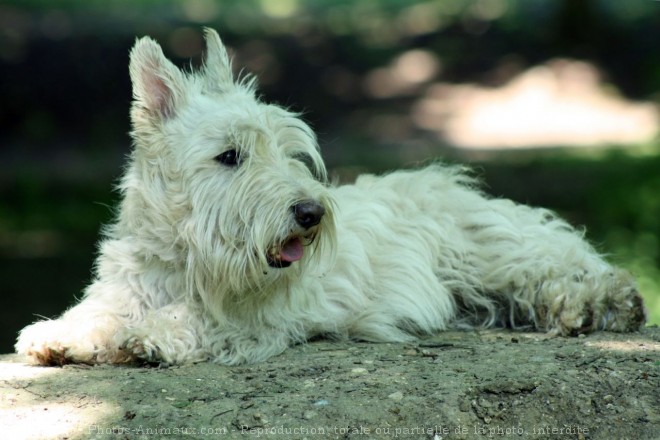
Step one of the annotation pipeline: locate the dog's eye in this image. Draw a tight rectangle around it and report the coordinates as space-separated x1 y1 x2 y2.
293 152 314 170
293 152 325 181
214 149 241 167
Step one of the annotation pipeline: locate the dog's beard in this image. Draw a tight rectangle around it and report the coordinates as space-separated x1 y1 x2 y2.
183 171 337 301
182 196 337 328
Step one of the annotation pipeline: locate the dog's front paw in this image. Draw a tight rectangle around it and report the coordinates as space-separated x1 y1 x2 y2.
16 320 94 365
212 338 251 365
117 325 209 366
120 335 169 366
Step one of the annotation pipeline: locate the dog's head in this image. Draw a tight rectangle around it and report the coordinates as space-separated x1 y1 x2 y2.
122 29 336 302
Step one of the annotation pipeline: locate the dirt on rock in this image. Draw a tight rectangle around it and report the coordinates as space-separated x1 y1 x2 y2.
1 328 659 440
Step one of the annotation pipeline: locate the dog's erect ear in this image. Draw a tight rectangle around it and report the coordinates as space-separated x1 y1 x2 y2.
129 36 185 122
201 28 235 89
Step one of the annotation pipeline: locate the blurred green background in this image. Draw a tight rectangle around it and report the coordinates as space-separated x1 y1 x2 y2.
1 0 659 354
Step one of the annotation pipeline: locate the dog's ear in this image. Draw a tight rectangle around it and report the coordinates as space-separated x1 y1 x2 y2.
201 28 235 89
129 36 185 122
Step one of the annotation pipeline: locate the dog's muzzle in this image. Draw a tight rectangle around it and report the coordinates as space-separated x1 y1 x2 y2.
266 200 325 268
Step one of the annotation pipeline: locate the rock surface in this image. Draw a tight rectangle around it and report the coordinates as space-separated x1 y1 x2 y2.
1 329 658 439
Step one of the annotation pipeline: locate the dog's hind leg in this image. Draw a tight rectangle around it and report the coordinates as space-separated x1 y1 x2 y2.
464 198 646 335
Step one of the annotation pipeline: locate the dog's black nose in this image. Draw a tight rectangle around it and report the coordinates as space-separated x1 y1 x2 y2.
293 201 325 229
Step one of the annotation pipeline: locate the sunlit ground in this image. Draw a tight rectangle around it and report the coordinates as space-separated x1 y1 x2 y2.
0 360 120 439
585 338 660 353
360 55 658 151
412 58 658 149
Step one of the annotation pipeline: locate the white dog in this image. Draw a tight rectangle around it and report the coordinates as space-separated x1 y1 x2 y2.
16 29 645 366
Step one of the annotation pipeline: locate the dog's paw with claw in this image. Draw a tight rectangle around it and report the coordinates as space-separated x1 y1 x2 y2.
119 335 182 367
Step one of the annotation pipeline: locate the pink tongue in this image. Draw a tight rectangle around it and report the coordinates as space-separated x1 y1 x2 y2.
280 237 304 262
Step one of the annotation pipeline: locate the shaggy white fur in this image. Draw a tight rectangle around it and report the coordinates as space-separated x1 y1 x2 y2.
16 29 646 366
